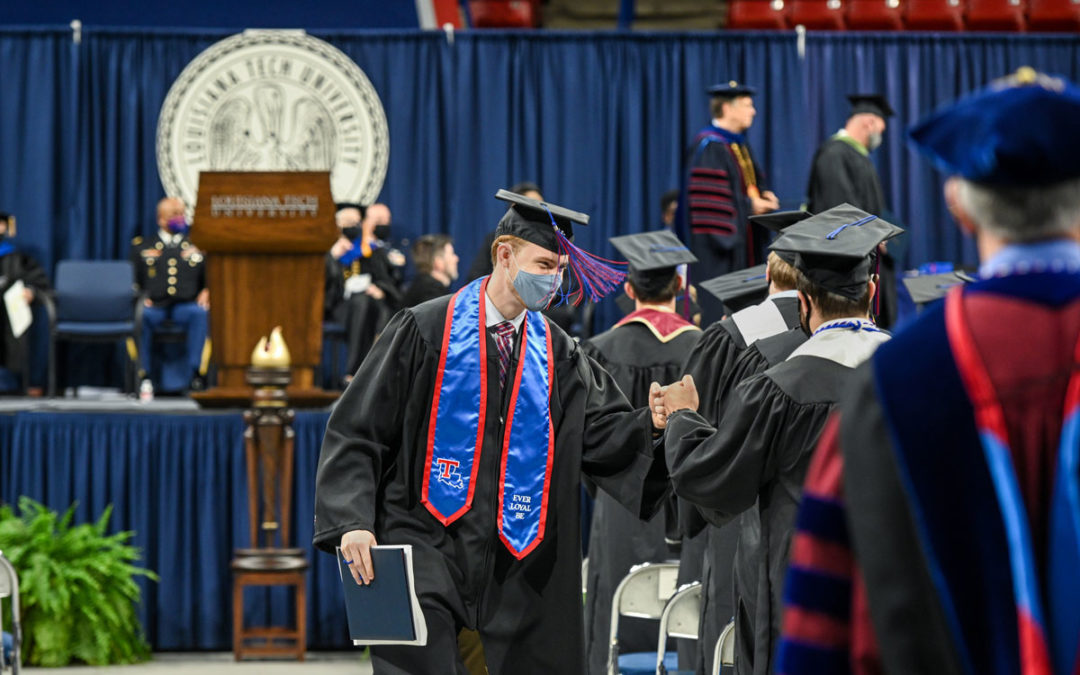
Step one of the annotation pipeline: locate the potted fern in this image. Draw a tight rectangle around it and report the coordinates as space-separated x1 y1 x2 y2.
0 497 158 666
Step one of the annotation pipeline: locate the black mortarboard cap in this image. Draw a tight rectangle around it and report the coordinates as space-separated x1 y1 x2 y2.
699 264 770 312
769 203 905 300
610 230 697 297
847 94 894 119
707 81 757 98
335 202 366 217
494 189 589 254
902 271 975 307
750 210 813 265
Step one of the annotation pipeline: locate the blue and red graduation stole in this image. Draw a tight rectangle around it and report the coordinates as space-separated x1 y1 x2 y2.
421 276 556 559
946 288 1080 675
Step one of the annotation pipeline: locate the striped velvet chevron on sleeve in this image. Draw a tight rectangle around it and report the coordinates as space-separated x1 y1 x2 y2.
777 414 883 675
688 164 738 237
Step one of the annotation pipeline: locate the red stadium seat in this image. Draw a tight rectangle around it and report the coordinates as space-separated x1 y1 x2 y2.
904 0 966 30
468 0 542 27
846 0 904 28
1027 0 1080 30
789 0 847 28
729 0 791 28
966 0 1027 30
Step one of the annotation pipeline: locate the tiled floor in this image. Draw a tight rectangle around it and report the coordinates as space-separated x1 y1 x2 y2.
21 651 372 674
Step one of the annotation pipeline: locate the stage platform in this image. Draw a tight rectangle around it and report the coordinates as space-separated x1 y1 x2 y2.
0 397 350 650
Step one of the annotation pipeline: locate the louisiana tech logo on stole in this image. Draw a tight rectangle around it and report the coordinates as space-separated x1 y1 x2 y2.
422 277 556 559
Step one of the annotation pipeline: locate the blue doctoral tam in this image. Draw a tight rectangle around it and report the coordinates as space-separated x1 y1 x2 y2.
908 67 1080 186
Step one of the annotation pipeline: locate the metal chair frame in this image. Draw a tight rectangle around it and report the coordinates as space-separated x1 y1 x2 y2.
0 551 22 674
606 561 680 675
656 582 702 675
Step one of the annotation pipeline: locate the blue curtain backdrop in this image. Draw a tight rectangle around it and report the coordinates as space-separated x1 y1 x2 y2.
0 410 347 650
4 29 1079 299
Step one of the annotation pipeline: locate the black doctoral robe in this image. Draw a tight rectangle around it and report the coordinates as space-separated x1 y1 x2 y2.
314 292 670 675
678 293 802 674
0 247 49 377
579 308 701 675
667 323 888 675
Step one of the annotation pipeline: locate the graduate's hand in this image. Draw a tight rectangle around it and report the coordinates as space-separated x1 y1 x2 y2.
662 375 699 416
340 529 378 586
331 236 354 260
649 381 668 430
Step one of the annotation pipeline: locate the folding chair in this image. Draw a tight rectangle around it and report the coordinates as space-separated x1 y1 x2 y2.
656 582 702 675
0 551 21 674
607 561 680 675
712 621 735 675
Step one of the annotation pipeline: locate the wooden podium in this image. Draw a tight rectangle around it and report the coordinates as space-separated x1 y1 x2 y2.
189 171 340 407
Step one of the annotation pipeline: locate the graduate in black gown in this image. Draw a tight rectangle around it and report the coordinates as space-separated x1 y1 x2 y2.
402 234 458 308
806 94 899 328
677 212 809 675
0 212 48 390
315 190 672 675
662 205 903 675
580 230 701 675
679 82 780 326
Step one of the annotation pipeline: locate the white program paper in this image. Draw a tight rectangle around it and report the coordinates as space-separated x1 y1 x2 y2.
3 280 32 338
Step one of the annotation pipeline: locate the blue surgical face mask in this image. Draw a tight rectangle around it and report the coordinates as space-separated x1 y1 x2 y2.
511 252 562 311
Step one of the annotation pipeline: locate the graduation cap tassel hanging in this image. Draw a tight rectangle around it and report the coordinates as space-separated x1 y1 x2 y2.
552 221 627 306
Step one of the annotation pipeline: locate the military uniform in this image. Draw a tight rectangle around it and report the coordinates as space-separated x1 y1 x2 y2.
130 231 208 391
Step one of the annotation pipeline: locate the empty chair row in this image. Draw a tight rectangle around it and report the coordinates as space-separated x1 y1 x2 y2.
728 0 1080 31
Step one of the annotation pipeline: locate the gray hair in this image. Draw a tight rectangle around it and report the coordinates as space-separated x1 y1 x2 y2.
954 176 1080 242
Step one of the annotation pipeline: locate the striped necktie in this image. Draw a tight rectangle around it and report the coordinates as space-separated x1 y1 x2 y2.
491 321 516 387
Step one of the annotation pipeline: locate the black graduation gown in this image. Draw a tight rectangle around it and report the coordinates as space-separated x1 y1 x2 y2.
678 294 802 674
805 137 885 217
579 311 701 675
314 296 670 675
666 326 888 675
0 248 48 372
401 273 451 308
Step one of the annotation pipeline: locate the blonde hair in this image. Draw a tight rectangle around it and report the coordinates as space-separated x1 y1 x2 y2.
766 252 801 292
489 234 527 266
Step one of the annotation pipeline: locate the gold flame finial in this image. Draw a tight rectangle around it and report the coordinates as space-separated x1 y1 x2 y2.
251 326 291 368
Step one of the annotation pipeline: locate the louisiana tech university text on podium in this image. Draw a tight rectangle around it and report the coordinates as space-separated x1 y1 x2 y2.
190 170 339 406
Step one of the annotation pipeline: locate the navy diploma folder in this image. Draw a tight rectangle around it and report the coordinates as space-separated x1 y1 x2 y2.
337 545 428 646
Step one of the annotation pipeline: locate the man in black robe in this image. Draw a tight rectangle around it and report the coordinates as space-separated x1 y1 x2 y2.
677 212 809 675
806 94 898 328
580 230 700 675
402 234 459 308
325 203 403 380
315 190 672 675
661 205 903 675
0 211 48 391
679 81 779 326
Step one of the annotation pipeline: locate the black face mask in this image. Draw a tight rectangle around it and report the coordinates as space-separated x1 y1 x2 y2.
374 224 391 241
341 226 360 240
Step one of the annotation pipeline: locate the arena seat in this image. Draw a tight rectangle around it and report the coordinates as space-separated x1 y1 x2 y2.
789 0 847 28
1027 0 1080 30
728 0 790 29
846 0 905 28
468 0 542 27
904 0 966 30
965 0 1027 30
